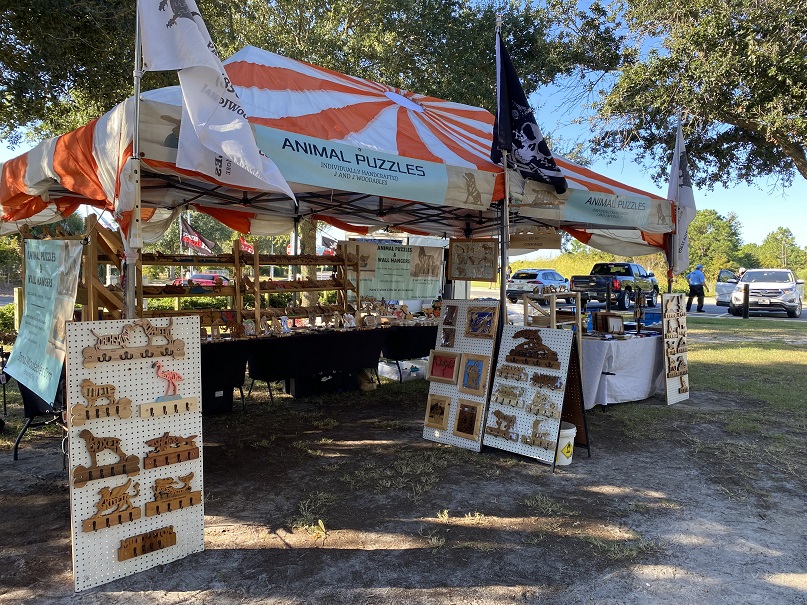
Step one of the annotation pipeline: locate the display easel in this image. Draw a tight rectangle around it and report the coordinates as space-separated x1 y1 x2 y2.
661 293 690 404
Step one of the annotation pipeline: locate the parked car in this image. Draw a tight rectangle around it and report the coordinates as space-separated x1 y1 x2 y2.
570 262 659 310
728 269 803 318
173 273 231 286
714 269 740 306
506 268 572 304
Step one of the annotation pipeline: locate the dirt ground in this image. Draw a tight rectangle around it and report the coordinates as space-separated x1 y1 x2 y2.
1 354 806 604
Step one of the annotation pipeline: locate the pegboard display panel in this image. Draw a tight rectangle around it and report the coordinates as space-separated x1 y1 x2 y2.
422 300 499 452
482 325 574 464
66 316 204 592
661 294 690 405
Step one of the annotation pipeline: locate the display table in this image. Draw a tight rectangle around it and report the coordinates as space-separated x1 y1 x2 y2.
246 327 390 398
581 334 664 409
380 324 439 381
200 339 251 413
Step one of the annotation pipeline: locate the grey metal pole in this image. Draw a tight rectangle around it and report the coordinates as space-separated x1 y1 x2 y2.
124 0 144 319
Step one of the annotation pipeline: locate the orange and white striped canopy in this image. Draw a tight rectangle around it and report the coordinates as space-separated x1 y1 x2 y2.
0 45 672 255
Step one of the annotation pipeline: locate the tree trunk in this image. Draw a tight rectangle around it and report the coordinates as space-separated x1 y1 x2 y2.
299 217 319 307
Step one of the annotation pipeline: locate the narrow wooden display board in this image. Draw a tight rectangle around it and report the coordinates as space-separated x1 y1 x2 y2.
422 299 499 452
661 293 690 405
482 325 589 467
66 316 204 592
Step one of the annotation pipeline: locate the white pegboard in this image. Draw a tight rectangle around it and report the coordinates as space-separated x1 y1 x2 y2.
66 316 204 592
482 325 574 464
422 300 499 452
661 293 690 405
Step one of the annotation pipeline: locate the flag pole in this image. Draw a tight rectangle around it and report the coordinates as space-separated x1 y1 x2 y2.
125 0 145 318
496 16 510 315
667 115 681 293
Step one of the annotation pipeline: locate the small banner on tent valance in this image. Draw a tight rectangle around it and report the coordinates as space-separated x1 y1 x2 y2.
509 228 562 251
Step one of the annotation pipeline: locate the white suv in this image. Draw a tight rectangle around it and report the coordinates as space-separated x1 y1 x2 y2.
506 268 572 304
728 269 803 318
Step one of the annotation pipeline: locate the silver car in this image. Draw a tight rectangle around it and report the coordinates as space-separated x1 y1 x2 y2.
506 268 572 304
728 269 804 318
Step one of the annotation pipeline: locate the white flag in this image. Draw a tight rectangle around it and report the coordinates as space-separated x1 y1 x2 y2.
667 123 697 274
138 0 294 199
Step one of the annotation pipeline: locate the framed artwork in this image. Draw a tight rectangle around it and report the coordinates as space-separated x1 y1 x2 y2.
439 327 456 348
426 349 462 384
424 394 451 430
442 305 458 326
447 239 499 281
457 353 490 397
453 399 483 440
465 305 499 339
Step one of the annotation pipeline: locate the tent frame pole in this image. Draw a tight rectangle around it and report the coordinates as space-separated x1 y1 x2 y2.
124 0 144 319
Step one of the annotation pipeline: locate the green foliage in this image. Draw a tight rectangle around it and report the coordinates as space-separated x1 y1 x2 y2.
1 1 622 143
757 228 806 269
588 0 807 186
685 209 744 278
0 304 16 333
0 236 22 283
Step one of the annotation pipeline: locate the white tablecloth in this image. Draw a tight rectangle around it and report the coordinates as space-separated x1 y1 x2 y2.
581 335 665 409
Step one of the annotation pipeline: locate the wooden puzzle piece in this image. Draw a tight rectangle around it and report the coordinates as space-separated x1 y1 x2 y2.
529 372 565 390
145 473 202 516
70 378 133 426
82 339 186 368
72 429 140 488
143 432 200 469
495 364 527 381
505 329 561 369
491 384 524 407
118 526 177 561
82 478 141 532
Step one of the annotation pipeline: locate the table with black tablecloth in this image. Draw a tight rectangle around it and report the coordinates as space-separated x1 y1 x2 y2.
245 327 391 398
380 324 439 381
201 326 439 406
200 338 252 413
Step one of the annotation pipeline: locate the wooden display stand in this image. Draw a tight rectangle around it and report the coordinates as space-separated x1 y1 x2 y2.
26 215 361 331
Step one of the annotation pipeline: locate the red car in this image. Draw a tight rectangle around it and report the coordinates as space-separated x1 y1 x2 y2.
173 273 231 286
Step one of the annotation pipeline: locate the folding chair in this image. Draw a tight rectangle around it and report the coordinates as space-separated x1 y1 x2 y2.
12 365 68 468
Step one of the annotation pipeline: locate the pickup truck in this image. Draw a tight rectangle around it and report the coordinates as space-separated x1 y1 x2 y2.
570 262 660 310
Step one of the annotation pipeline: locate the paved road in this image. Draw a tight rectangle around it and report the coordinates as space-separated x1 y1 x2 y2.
470 287 807 323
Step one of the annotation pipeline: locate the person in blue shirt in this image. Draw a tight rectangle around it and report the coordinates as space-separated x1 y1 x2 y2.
686 263 708 312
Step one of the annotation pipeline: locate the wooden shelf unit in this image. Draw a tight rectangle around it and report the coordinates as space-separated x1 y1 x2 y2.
135 240 361 328
240 241 361 324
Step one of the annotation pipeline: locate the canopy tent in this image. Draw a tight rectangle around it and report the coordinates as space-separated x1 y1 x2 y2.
0 45 672 256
